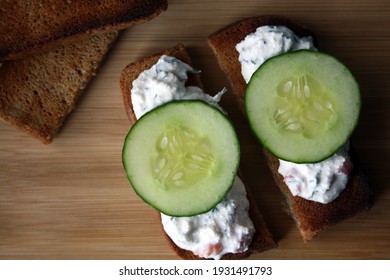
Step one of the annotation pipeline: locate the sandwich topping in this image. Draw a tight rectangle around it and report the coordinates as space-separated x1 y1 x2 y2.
278 144 352 203
129 55 255 259
161 176 255 260
131 55 224 118
236 25 316 83
236 26 353 204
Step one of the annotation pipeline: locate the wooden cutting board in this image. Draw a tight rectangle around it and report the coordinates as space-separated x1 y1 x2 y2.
1 0 389 260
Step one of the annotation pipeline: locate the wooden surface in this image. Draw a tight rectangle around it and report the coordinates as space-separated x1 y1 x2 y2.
0 0 389 260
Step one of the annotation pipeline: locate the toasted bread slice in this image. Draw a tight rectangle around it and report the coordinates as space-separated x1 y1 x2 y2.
208 16 374 242
0 0 167 61
119 43 276 259
0 32 118 144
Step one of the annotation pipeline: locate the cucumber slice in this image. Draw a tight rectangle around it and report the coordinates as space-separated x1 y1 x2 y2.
245 50 360 163
122 100 240 217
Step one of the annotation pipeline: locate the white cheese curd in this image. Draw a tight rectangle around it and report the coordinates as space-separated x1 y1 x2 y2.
278 144 352 203
236 25 316 83
131 55 225 119
236 25 351 203
131 55 254 259
161 176 255 260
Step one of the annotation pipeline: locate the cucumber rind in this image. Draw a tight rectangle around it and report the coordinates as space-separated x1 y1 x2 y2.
245 50 361 163
122 100 240 217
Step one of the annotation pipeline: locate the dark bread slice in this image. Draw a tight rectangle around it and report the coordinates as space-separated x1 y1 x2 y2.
208 16 374 242
119 43 276 259
0 0 167 61
0 32 118 144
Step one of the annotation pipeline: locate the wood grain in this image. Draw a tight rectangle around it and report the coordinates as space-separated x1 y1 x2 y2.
0 0 389 259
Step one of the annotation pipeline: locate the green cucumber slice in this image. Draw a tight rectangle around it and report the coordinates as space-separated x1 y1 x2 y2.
122 100 240 217
245 50 360 163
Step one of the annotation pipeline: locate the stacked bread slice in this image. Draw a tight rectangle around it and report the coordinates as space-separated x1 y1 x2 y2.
120 43 277 259
0 0 168 143
208 15 374 242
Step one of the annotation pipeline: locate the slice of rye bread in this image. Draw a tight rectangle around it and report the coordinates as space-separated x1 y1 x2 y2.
119 43 277 259
0 31 118 144
208 15 374 242
0 0 167 62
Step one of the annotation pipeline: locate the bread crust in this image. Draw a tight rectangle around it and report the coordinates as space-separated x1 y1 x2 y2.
119 43 276 259
208 15 374 242
0 0 168 61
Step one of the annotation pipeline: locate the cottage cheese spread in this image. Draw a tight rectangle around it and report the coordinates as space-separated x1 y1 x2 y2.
236 25 316 83
161 176 255 260
131 55 254 259
236 25 351 204
278 144 352 203
131 55 225 119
